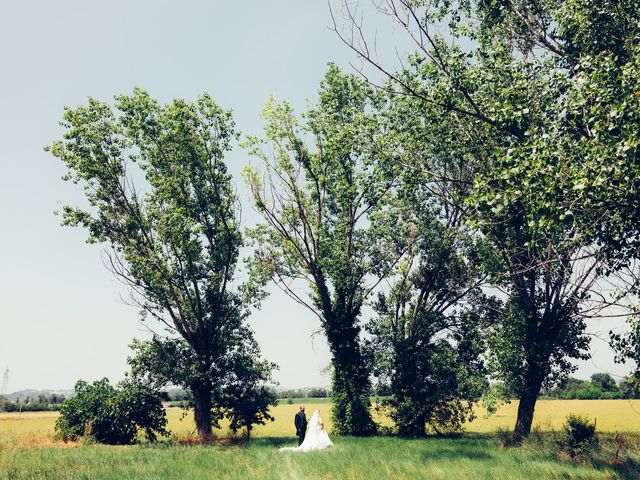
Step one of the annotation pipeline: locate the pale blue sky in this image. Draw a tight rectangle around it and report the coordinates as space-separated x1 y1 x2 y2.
0 0 631 392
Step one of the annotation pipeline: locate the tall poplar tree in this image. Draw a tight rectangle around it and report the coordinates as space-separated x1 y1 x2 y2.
244 66 403 435
49 89 273 441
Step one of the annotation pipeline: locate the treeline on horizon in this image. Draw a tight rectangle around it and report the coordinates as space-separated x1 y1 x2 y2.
41 0 640 445
0 393 66 412
3 373 638 415
543 374 639 400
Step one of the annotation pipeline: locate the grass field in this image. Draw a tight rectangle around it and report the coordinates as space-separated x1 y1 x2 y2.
1 400 640 479
3 435 639 480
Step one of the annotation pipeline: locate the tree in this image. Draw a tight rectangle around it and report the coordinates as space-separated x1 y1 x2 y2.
243 65 403 435
331 0 635 442
549 377 588 400
611 316 640 395
367 161 494 436
590 373 619 393
224 345 279 439
49 89 271 441
129 335 278 439
55 378 167 444
547 375 623 399
619 376 640 399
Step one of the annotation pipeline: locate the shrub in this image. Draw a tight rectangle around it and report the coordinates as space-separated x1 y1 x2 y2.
560 414 598 458
376 339 486 437
226 385 278 438
55 378 168 445
224 353 279 439
574 384 604 400
601 390 624 400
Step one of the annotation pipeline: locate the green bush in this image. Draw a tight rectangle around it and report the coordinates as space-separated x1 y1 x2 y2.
574 384 604 400
550 374 623 399
226 385 278 438
560 414 598 458
601 390 624 399
55 378 168 445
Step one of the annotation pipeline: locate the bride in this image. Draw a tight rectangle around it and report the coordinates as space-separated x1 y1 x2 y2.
280 409 333 452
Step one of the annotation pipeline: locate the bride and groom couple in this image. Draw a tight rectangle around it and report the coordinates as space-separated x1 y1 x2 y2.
279 405 333 452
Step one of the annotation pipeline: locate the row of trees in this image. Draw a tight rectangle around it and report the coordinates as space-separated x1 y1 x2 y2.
50 0 640 444
0 393 66 413
545 373 639 400
324 0 640 442
277 388 331 400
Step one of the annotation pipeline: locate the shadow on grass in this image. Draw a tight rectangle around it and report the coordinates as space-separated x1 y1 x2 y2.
594 457 640 480
141 435 296 450
420 444 495 461
246 437 296 448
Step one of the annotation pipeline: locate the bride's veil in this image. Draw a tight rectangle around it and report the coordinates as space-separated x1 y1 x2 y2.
308 410 320 429
304 410 320 444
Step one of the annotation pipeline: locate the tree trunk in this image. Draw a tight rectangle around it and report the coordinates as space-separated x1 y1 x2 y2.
512 367 545 443
326 320 376 436
393 347 426 437
191 381 214 442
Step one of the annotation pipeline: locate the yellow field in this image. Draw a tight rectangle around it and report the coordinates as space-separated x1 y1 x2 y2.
1 400 639 450
465 399 640 433
165 399 640 436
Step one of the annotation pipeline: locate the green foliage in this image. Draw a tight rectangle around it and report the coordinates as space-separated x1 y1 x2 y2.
590 373 619 393
619 376 640 399
244 65 402 435
223 343 279 438
485 298 590 398
277 388 330 399
55 378 167 445
355 0 640 440
49 89 272 440
480 383 510 417
560 414 598 459
611 317 640 395
369 260 491 436
365 150 495 436
129 335 278 439
0 393 66 413
225 383 277 439
547 375 623 400
374 339 486 436
307 388 329 398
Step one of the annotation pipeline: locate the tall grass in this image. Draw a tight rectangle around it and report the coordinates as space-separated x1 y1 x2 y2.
1 436 634 480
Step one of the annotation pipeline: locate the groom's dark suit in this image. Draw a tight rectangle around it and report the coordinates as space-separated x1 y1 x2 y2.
295 410 307 445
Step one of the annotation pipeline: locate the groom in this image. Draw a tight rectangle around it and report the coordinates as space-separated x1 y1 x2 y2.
294 405 307 445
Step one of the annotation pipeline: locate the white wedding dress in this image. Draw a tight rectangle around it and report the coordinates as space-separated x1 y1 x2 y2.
279 410 333 452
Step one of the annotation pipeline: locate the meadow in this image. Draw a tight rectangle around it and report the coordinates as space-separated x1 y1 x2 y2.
1 399 640 479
